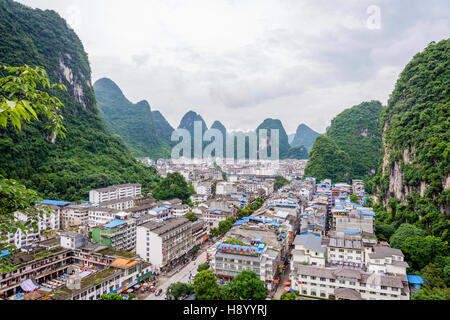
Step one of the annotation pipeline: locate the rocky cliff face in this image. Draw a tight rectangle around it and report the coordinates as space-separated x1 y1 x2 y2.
378 40 449 218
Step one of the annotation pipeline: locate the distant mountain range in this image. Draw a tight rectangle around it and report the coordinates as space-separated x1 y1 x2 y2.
94 78 174 160
290 124 321 152
95 79 321 160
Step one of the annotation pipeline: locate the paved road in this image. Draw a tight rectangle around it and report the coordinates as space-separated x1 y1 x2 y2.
145 250 208 300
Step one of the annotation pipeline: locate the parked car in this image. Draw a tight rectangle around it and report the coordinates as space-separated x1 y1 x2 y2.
155 288 163 296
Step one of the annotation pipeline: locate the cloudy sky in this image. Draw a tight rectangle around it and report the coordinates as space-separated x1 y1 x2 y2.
17 0 450 133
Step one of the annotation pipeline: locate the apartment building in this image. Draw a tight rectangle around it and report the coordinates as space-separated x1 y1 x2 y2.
148 206 173 221
172 204 191 217
60 231 89 250
90 220 136 251
89 184 142 204
291 234 326 266
136 217 193 270
290 263 410 300
194 181 212 196
61 204 90 228
216 182 238 195
88 207 129 227
7 209 61 248
333 208 375 235
208 241 280 291
98 197 135 211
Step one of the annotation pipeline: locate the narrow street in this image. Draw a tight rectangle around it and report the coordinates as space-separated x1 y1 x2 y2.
144 250 208 300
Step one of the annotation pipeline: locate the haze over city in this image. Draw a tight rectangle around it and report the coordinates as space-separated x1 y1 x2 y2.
16 0 450 133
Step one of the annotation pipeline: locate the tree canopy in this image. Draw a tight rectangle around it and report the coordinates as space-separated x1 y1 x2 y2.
222 270 268 300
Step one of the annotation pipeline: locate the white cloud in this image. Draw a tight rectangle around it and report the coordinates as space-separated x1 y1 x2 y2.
16 0 450 133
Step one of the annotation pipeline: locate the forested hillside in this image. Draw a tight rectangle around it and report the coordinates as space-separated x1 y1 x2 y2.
373 40 450 300
94 77 173 160
305 100 383 186
290 123 321 152
0 0 160 201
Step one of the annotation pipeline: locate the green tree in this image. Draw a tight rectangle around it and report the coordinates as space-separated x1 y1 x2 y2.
420 263 447 288
400 235 448 271
389 223 426 249
197 262 210 272
349 194 358 203
100 293 124 300
412 285 450 300
152 172 195 204
167 282 194 300
274 176 289 191
185 211 198 222
1 65 66 137
304 135 352 183
280 292 296 300
222 270 268 300
375 223 396 242
193 270 222 300
0 64 66 267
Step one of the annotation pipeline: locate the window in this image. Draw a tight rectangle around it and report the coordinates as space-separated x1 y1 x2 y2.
320 278 326 282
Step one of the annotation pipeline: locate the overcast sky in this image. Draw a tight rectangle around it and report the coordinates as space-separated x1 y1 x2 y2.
17 0 450 133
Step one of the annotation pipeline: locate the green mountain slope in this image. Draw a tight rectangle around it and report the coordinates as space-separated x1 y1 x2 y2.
377 39 450 220
177 110 208 158
327 100 383 178
290 124 321 151
256 118 291 159
0 0 159 201
304 135 352 182
210 120 227 157
305 100 383 184
94 77 173 160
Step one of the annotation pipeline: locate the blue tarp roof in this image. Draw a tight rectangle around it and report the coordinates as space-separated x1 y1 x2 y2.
152 206 172 212
0 250 10 258
299 232 321 237
38 199 71 206
275 211 289 219
300 212 309 216
407 275 424 285
344 229 361 234
103 220 127 229
357 209 376 216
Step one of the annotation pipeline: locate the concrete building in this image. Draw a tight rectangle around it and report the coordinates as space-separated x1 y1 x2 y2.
89 184 141 204
291 234 327 267
90 219 136 251
290 263 410 300
60 231 89 249
88 207 129 227
136 217 193 270
208 241 280 291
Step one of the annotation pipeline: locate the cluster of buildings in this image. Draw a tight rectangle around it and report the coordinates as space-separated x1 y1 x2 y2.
0 181 211 300
288 179 411 300
205 175 415 300
1 156 419 301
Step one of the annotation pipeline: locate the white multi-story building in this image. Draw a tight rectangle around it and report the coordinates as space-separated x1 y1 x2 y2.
7 209 60 248
208 241 280 291
60 231 89 249
89 184 141 204
61 204 91 228
290 263 410 300
194 181 212 196
172 204 191 217
136 217 193 270
291 234 326 266
88 207 129 227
